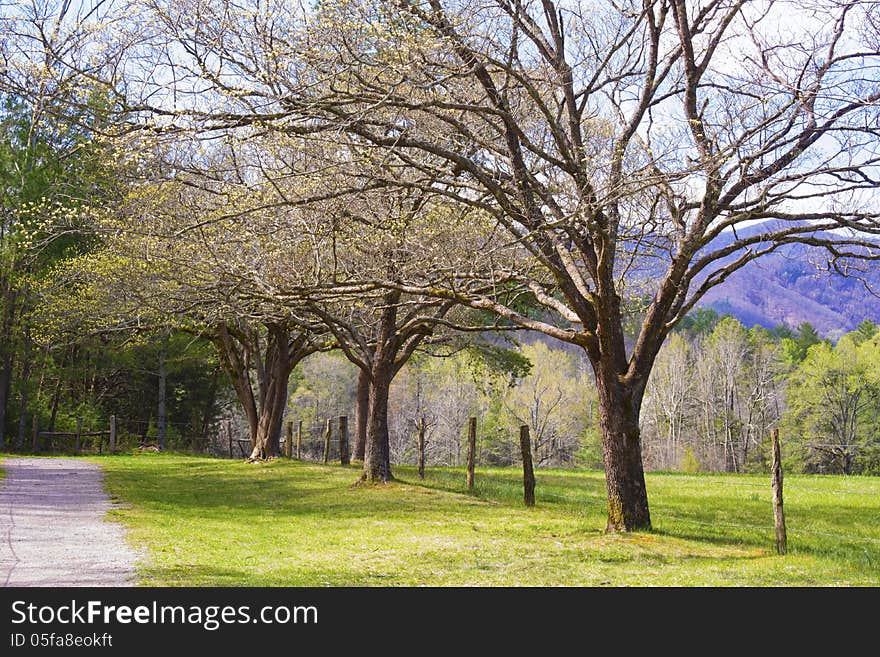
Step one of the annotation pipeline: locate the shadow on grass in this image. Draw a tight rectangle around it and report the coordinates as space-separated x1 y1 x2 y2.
101 459 515 523
651 511 880 573
394 466 608 511
140 562 408 587
139 564 258 587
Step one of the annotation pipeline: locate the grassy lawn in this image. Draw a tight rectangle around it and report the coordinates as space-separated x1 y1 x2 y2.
67 452 880 586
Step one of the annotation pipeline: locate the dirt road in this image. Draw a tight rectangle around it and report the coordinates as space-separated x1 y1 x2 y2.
0 457 140 587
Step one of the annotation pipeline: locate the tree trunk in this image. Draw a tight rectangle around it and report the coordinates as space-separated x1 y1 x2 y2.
270 399 285 456
248 392 288 460
354 367 369 461
157 339 167 450
248 326 292 461
595 369 651 532
215 324 259 450
214 322 295 461
200 367 219 443
417 416 426 480
15 359 32 451
359 292 403 484
0 288 17 449
0 353 12 450
248 391 288 460
362 361 393 483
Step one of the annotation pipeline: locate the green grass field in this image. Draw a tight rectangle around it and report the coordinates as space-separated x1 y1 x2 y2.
57 452 878 586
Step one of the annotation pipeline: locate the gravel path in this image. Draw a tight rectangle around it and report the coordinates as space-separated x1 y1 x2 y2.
0 457 140 587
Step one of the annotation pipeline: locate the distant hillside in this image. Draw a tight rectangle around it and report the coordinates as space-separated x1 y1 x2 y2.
696 238 880 339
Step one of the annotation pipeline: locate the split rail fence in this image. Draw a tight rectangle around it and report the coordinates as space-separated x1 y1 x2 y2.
15 415 211 455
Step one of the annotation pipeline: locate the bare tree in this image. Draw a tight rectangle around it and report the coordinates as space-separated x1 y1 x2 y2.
502 341 591 467
415 353 485 467
643 333 692 469
274 183 514 483
212 320 324 460
63 155 338 459
305 290 455 481
281 0 879 529
707 318 749 471
739 330 782 469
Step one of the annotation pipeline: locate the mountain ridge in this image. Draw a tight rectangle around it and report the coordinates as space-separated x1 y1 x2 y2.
693 230 880 338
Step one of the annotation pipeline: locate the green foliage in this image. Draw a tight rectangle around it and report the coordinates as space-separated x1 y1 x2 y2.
4 331 222 449
681 447 701 473
574 426 603 469
784 334 880 474
0 87 126 445
775 322 825 366
0 89 118 270
677 307 721 336
475 396 519 465
288 352 359 426
854 320 879 344
462 341 533 388
779 337 804 366
773 324 797 341
796 322 822 352
708 315 748 348
748 324 777 345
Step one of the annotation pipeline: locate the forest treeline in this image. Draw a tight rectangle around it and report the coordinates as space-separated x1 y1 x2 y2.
289 311 880 476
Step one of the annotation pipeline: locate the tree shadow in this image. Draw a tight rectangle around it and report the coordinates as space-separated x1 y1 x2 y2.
138 564 260 587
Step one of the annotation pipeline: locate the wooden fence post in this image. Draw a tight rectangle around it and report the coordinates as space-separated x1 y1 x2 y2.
322 418 332 464
109 415 117 454
466 416 476 490
771 427 787 555
285 421 293 458
31 415 39 453
75 417 83 455
417 416 426 480
519 425 536 507
296 420 303 460
339 416 350 465
227 421 233 458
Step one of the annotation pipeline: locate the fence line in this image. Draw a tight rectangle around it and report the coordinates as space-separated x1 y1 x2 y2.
14 413 212 456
